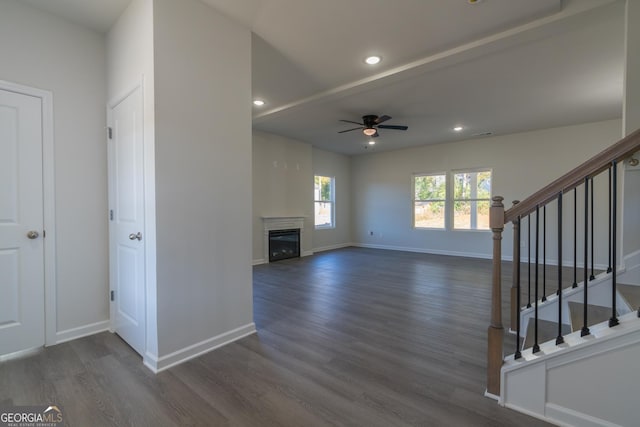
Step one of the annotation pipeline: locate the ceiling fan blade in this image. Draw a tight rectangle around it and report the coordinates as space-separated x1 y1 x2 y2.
378 125 408 131
375 115 392 124
338 127 363 133
340 119 364 126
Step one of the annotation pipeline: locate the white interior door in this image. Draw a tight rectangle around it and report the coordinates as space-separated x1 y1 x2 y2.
109 86 146 356
0 88 45 356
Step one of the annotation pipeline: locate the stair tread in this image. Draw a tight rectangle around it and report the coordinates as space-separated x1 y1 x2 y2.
618 284 640 309
568 301 616 330
522 319 571 350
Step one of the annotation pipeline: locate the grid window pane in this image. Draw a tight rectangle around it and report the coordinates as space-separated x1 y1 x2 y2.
453 201 490 230
315 201 332 227
454 173 472 199
414 201 445 228
314 176 332 202
414 175 446 200
476 171 492 199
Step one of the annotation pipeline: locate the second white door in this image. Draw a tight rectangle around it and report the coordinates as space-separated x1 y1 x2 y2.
0 88 45 356
109 86 146 356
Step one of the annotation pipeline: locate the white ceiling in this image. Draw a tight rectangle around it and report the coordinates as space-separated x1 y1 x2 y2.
22 0 625 155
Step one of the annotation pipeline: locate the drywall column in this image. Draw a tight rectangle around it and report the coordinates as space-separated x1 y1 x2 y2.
152 0 254 369
622 0 640 256
107 0 159 365
623 0 640 135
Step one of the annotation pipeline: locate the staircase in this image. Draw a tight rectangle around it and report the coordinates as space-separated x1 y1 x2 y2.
486 128 640 426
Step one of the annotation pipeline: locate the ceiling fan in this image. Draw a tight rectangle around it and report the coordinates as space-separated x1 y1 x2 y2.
338 114 408 137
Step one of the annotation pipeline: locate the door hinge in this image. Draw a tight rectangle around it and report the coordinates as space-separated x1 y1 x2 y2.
110 290 115 302
43 230 46 238
109 209 114 221
107 127 113 140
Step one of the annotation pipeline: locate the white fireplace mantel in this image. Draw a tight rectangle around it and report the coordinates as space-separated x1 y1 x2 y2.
262 216 306 263
262 216 305 231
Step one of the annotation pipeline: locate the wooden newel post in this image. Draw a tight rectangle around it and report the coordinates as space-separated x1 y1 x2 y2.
487 196 505 397
510 200 520 333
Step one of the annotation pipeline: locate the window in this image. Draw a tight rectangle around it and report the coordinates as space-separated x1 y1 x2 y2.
314 175 334 228
413 173 446 229
453 169 492 230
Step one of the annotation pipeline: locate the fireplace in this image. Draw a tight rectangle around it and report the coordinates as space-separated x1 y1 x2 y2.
262 216 305 263
268 229 300 262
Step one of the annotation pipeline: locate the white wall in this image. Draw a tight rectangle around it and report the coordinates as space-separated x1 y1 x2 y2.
622 0 640 256
624 0 640 136
312 147 352 251
252 131 313 262
107 0 159 360
153 0 254 358
0 1 108 336
351 119 622 264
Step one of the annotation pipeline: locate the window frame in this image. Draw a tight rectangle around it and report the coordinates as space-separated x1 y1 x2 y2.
314 175 335 229
451 168 492 232
412 172 448 230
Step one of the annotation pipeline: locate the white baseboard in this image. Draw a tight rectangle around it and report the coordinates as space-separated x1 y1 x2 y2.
313 243 353 253
55 320 110 345
302 250 314 257
353 242 610 270
618 249 640 285
484 390 500 401
545 403 620 427
143 322 257 373
252 258 266 265
502 403 568 427
354 243 492 260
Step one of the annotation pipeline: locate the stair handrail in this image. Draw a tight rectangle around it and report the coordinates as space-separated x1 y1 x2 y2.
504 127 640 224
486 126 640 397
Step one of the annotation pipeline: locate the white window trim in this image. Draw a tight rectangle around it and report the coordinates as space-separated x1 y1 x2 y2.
314 175 335 229
451 167 493 232
413 172 447 230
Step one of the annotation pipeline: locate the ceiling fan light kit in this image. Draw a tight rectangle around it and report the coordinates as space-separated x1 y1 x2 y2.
338 114 408 138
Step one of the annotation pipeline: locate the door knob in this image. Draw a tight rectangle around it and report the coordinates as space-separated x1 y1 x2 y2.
27 230 39 239
129 232 142 241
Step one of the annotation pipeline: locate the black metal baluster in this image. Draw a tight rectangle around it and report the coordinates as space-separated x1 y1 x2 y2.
533 205 540 353
590 177 595 281
572 188 578 288
527 215 532 308
607 167 613 273
610 161 619 327
542 204 547 302
515 215 522 359
557 192 565 345
582 177 591 337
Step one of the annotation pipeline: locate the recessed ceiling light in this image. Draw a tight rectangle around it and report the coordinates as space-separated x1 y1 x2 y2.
253 99 265 106
365 56 381 65
368 140 376 145
453 126 463 132
468 0 483 4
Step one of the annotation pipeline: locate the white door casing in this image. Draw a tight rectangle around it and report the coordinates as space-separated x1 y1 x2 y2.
0 88 44 355
109 85 146 356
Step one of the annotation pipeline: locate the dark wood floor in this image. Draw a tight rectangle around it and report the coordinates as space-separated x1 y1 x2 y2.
0 247 551 426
